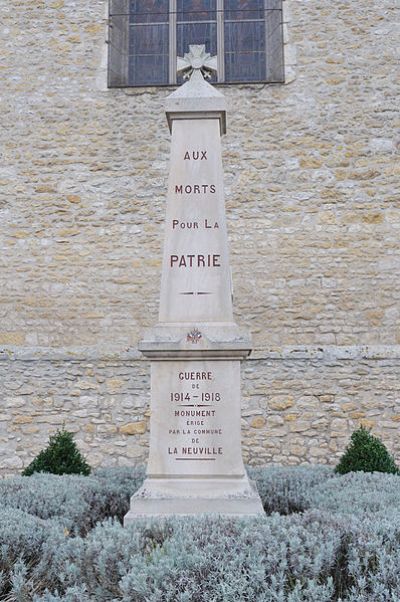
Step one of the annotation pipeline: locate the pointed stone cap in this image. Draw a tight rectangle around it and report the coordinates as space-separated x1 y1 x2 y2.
165 65 226 135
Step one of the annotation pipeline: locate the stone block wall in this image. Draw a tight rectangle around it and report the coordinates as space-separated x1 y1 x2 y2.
0 0 399 473
1 347 400 475
0 349 149 473
242 348 400 465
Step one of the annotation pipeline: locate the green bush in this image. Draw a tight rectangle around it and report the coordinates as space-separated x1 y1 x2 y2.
335 426 399 475
22 429 91 477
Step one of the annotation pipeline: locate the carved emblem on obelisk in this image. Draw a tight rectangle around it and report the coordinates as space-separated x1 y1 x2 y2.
186 328 202 344
177 44 218 80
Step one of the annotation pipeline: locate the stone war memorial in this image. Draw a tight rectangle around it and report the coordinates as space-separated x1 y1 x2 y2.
125 46 263 520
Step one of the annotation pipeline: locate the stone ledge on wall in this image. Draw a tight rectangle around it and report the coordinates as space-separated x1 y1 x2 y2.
251 345 400 361
1 345 400 363
1 345 400 475
0 346 142 362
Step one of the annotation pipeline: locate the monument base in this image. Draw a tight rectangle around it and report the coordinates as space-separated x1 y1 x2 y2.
124 476 264 522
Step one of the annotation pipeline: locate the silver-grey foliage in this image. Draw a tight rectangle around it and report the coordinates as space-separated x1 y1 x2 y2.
248 464 334 514
0 466 145 535
1 465 399 601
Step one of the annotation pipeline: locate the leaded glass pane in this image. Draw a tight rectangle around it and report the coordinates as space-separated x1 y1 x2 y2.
129 0 169 23
177 23 217 56
225 51 265 81
177 0 216 22
129 22 169 84
224 0 264 21
224 2 266 82
225 20 265 52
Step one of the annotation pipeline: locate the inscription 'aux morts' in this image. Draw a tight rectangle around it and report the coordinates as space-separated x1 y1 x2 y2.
183 150 208 160
175 184 216 194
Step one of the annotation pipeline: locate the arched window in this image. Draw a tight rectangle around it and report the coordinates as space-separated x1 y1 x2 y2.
109 0 284 87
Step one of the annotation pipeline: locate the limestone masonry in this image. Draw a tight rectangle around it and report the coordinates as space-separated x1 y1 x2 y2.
0 0 399 474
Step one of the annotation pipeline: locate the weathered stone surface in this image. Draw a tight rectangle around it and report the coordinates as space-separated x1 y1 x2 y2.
250 416 266 429
13 416 33 424
269 397 295 411
120 421 147 435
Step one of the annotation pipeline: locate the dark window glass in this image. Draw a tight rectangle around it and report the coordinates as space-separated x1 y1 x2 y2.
177 0 216 22
225 49 266 81
224 0 264 21
129 0 169 23
128 27 169 85
177 23 217 55
224 0 265 82
225 20 265 53
128 2 169 85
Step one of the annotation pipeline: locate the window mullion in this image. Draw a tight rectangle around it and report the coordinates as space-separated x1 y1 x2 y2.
216 0 225 82
169 0 177 84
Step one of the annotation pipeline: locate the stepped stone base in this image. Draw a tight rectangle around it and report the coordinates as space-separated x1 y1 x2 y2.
124 476 264 521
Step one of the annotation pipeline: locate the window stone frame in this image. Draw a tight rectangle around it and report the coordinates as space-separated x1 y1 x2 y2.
108 0 285 87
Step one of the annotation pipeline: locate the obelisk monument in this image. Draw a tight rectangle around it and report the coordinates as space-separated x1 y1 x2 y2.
124 46 263 519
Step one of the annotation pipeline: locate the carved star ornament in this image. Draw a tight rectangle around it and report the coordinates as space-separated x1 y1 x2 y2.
177 45 218 80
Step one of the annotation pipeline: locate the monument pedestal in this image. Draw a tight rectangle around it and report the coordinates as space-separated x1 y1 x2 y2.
125 328 263 520
124 46 263 521
124 478 262 519
125 327 264 520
